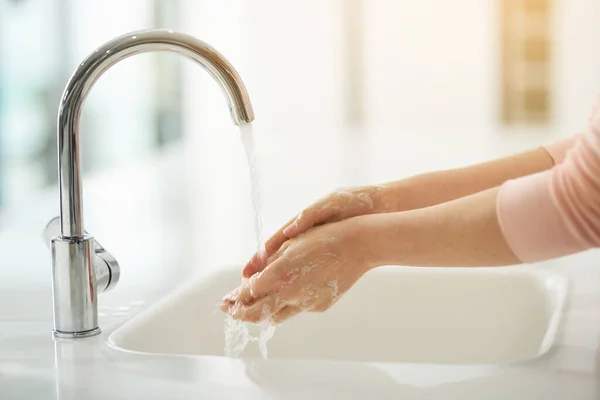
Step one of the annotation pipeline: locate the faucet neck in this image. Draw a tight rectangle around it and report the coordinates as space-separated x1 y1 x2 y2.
57 29 255 237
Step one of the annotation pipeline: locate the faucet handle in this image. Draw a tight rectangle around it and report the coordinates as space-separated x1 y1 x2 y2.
93 237 120 292
42 217 120 292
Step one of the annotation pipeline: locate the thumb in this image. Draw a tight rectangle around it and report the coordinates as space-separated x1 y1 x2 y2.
242 250 266 278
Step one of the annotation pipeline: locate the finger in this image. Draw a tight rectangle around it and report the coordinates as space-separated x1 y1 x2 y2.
220 298 237 314
233 294 286 323
241 236 286 279
220 284 252 314
272 305 303 324
231 276 257 306
242 252 267 279
219 299 230 313
237 258 289 305
282 210 316 238
283 204 335 238
220 284 244 310
242 218 296 278
244 195 339 278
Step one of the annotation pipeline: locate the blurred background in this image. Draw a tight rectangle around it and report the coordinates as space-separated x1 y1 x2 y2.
2 0 600 207
0 0 599 292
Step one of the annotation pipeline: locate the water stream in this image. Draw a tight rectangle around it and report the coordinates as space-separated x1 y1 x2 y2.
223 123 275 359
239 123 266 261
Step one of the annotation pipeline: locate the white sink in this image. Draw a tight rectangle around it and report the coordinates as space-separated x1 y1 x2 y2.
108 266 568 365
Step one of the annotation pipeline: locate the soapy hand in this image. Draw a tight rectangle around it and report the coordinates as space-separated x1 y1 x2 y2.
221 218 373 324
242 186 387 279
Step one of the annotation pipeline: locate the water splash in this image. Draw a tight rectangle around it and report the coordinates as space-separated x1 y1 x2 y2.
224 315 250 357
223 312 276 359
257 322 276 358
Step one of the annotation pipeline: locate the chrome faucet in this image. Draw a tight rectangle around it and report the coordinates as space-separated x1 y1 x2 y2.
42 29 254 339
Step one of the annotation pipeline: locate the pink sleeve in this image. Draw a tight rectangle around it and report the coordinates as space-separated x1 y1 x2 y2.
497 109 600 263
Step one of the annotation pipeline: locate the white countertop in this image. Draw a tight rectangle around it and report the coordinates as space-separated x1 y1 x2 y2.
1 127 600 399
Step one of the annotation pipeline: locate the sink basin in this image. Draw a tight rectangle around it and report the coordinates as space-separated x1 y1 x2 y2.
108 266 567 365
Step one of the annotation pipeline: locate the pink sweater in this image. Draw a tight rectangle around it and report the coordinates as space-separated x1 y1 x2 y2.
498 102 600 262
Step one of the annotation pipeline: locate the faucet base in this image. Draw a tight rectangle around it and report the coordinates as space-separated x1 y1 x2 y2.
53 327 101 339
51 236 99 335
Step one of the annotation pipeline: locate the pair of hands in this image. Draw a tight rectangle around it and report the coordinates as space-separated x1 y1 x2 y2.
220 186 388 324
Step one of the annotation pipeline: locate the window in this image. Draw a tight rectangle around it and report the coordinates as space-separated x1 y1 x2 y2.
501 0 552 125
0 0 183 208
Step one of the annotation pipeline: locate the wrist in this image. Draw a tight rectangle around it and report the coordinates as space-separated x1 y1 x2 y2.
377 179 425 213
371 184 405 213
346 213 397 273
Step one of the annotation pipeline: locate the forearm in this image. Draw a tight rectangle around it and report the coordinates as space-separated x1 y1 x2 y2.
358 187 520 268
378 147 555 212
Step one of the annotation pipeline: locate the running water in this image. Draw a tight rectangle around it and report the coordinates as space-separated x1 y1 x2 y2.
223 123 275 359
239 123 266 261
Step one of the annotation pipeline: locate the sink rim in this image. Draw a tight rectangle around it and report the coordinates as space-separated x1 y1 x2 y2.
107 265 570 366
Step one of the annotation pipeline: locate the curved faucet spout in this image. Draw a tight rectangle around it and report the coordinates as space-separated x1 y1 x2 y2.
58 29 255 238
47 29 255 339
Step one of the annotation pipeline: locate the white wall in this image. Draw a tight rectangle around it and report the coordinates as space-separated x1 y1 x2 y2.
178 0 600 174
365 0 496 132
